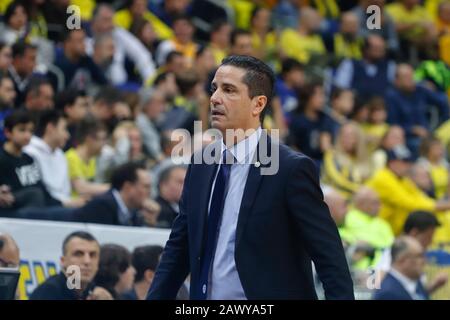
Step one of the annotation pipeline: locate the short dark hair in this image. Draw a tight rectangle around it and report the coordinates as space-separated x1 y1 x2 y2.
62 231 98 255
281 58 304 77
111 161 145 191
210 20 230 34
35 109 64 137
419 136 442 158
403 211 441 234
158 165 185 190
295 81 323 114
172 13 193 26
75 116 106 143
24 76 52 98
132 245 163 282
220 55 275 122
165 51 183 65
230 29 251 47
55 88 87 113
94 86 123 106
12 40 37 59
4 0 26 26
95 244 131 298
4 109 33 132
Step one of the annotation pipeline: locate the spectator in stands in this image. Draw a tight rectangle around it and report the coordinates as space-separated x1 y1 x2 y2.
272 0 301 30
327 11 363 62
209 20 232 66
122 245 163 300
408 163 435 198
0 110 62 215
418 136 449 200
0 1 28 46
288 82 327 162
148 0 191 28
249 6 276 63
24 109 84 208
156 165 187 228
54 29 108 92
86 3 156 85
361 96 390 153
30 231 112 300
366 145 450 235
21 76 54 113
155 15 198 68
130 18 161 60
89 86 125 133
373 236 429 300
114 0 173 40
275 58 305 117
280 7 326 64
94 244 135 300
372 125 406 170
322 122 374 198
136 89 166 162
334 34 396 99
376 211 447 295
0 232 20 268
344 187 394 268
322 185 350 243
8 41 38 107
0 42 12 73
386 0 437 61
229 29 253 57
352 0 399 56
54 88 89 150
385 63 449 156
65 116 109 199
0 73 16 143
72 162 150 226
321 88 355 150
91 33 116 85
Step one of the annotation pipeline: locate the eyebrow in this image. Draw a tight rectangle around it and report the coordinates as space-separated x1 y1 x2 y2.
211 81 238 89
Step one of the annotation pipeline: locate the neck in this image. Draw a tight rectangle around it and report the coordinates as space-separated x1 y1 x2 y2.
134 281 151 300
304 108 318 120
42 135 57 151
4 141 22 157
65 50 80 63
76 144 92 162
221 124 259 148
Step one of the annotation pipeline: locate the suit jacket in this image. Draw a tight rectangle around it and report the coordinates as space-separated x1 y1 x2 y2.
147 134 354 300
373 272 429 300
71 190 143 226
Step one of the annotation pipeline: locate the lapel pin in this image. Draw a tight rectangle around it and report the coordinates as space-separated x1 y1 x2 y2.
254 161 261 168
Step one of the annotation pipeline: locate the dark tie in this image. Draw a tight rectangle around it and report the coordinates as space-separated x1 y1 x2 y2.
198 150 232 299
415 280 429 300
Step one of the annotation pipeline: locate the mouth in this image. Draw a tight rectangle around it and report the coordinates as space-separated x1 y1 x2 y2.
211 109 225 118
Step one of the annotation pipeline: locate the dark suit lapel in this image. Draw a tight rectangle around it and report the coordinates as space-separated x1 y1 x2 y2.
235 132 271 247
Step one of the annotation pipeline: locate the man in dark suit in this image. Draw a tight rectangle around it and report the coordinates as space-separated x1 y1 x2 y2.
147 55 354 300
72 162 150 226
373 236 429 300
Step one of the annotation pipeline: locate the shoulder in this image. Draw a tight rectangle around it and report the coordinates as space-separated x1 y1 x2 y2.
30 274 65 299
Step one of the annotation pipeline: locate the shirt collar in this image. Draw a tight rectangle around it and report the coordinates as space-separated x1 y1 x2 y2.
112 189 131 220
389 268 419 297
30 136 53 154
221 127 262 165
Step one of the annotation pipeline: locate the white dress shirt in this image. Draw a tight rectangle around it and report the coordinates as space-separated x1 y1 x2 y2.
24 136 71 202
208 127 262 300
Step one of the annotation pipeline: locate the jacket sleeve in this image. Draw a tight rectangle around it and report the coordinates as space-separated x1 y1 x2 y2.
146 164 191 300
286 155 354 300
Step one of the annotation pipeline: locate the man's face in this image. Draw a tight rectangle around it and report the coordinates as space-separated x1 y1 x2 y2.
130 0 146 17
213 24 232 48
36 84 54 110
5 122 34 149
231 35 253 56
52 118 70 149
61 237 100 285
0 46 12 70
389 159 412 177
210 65 260 133
66 96 89 122
93 7 114 34
161 167 186 203
87 129 107 156
173 19 194 44
413 228 436 249
365 36 386 61
16 48 37 77
401 241 426 280
0 78 16 107
127 169 151 209
395 66 416 92
67 30 86 57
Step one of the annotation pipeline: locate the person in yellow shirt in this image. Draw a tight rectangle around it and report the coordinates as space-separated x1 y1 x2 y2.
418 136 449 200
366 145 450 235
362 97 390 153
209 21 232 66
113 0 173 40
280 7 327 64
331 12 363 62
249 6 277 63
66 117 109 199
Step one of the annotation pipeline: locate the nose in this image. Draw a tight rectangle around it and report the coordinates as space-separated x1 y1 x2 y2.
210 88 222 106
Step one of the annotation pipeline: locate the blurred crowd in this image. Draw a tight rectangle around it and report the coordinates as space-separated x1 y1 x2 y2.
0 0 450 299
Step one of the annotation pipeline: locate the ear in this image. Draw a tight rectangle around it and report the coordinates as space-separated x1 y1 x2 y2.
60 256 66 271
144 269 155 282
252 95 267 118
